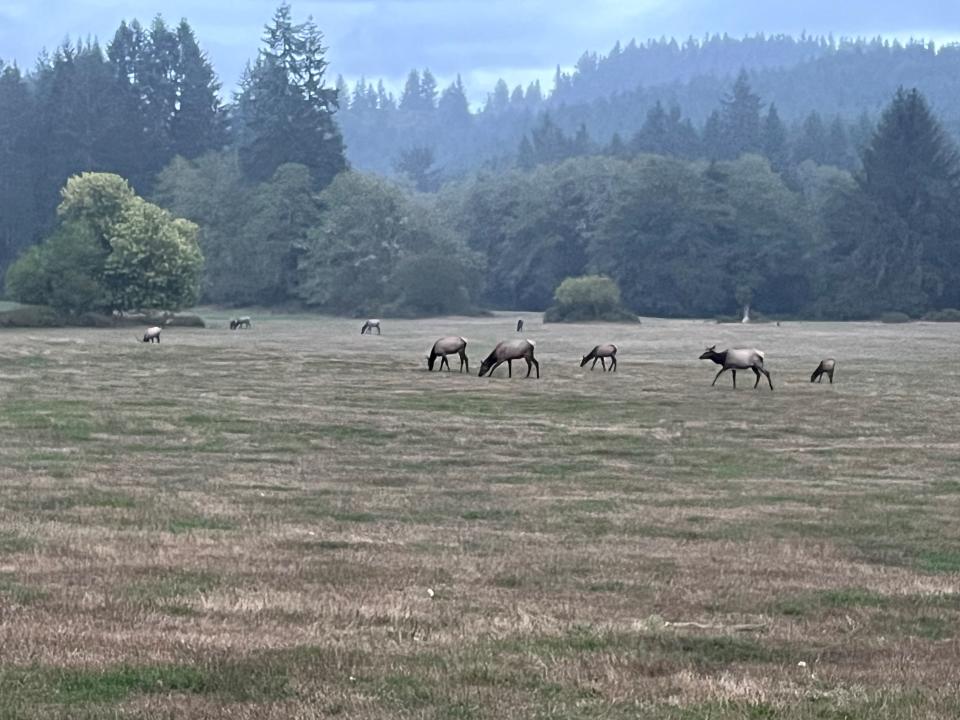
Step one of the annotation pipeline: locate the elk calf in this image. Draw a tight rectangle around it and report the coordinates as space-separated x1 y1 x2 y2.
811 359 836 384
581 344 618 372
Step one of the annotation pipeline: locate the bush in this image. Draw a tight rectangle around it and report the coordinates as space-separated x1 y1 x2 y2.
921 308 960 322
0 305 62 327
162 314 206 328
544 275 638 323
878 312 912 324
4 173 202 316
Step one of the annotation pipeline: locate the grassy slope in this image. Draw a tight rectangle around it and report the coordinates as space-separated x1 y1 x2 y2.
1 313 959 718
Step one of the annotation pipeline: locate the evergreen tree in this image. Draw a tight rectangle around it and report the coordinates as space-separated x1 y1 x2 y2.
438 75 470 125
170 20 226 159
794 111 828 165
419 69 438 110
0 63 38 270
399 69 422 111
488 79 510 114
761 103 789 172
702 110 723 160
826 88 960 314
395 146 440 192
826 115 851 169
236 4 345 187
632 101 668 154
525 80 543 106
718 69 762 159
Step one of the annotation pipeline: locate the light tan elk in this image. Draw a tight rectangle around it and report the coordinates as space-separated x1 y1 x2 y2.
479 340 539 378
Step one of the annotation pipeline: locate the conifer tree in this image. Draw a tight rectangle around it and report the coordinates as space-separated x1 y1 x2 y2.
236 4 345 187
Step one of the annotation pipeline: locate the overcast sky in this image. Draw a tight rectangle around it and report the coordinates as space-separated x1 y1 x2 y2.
2 1 959 104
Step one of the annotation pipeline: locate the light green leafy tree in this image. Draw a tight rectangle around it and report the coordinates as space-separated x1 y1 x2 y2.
5 172 202 314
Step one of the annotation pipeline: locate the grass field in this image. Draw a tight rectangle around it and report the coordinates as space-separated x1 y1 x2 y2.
1 311 959 719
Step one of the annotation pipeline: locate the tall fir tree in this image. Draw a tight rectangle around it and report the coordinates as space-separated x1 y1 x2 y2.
170 19 227 159
719 69 761 159
761 103 790 173
438 75 470 126
399 69 422 111
236 4 346 187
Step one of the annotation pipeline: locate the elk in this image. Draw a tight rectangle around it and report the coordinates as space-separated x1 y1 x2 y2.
427 336 469 372
479 339 539 378
810 358 836 384
516 318 524 332
142 326 162 343
230 317 252 330
360 319 381 335
580 344 618 372
699 345 772 390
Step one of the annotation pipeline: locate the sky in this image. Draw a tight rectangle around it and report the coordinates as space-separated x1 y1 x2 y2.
2 0 959 105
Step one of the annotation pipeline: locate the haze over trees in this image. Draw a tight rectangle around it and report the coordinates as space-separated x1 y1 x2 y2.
2 5 960 320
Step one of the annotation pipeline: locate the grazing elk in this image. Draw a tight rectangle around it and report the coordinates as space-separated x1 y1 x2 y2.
516 318 524 332
360 319 381 335
142 326 162 343
230 317 252 330
581 344 618 372
479 339 539 378
810 358 836 384
428 336 469 372
699 345 773 390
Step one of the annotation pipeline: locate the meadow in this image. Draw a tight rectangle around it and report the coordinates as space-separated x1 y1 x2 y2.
1 312 959 719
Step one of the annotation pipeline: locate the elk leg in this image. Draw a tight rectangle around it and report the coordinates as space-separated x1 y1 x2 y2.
531 357 540 378
507 359 512 378
731 369 736 388
828 370 833 384
601 357 607 371
712 368 726 386
762 369 773 390
591 357 598 370
611 356 617 372
753 367 761 388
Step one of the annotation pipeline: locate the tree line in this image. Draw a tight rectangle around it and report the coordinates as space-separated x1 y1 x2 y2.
3 6 960 320
338 36 960 182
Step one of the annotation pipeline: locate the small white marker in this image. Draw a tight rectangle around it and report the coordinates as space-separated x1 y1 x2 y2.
797 661 807 668
427 588 435 598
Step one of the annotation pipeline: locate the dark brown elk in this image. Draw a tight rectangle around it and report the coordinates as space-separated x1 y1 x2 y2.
479 339 539 378
699 345 772 390
811 359 836 384
428 336 469 372
581 344 618 372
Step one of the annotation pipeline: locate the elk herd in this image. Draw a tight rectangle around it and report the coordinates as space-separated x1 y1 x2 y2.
141 316 837 388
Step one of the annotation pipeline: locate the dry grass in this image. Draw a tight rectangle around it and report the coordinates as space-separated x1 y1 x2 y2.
1 311 960 718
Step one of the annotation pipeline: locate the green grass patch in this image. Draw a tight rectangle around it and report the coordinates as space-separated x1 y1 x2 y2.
0 656 291 707
124 569 220 601
167 516 236 534
0 573 47 605
0 531 36 554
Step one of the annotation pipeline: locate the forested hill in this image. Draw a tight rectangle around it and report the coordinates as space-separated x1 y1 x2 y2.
338 36 960 179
